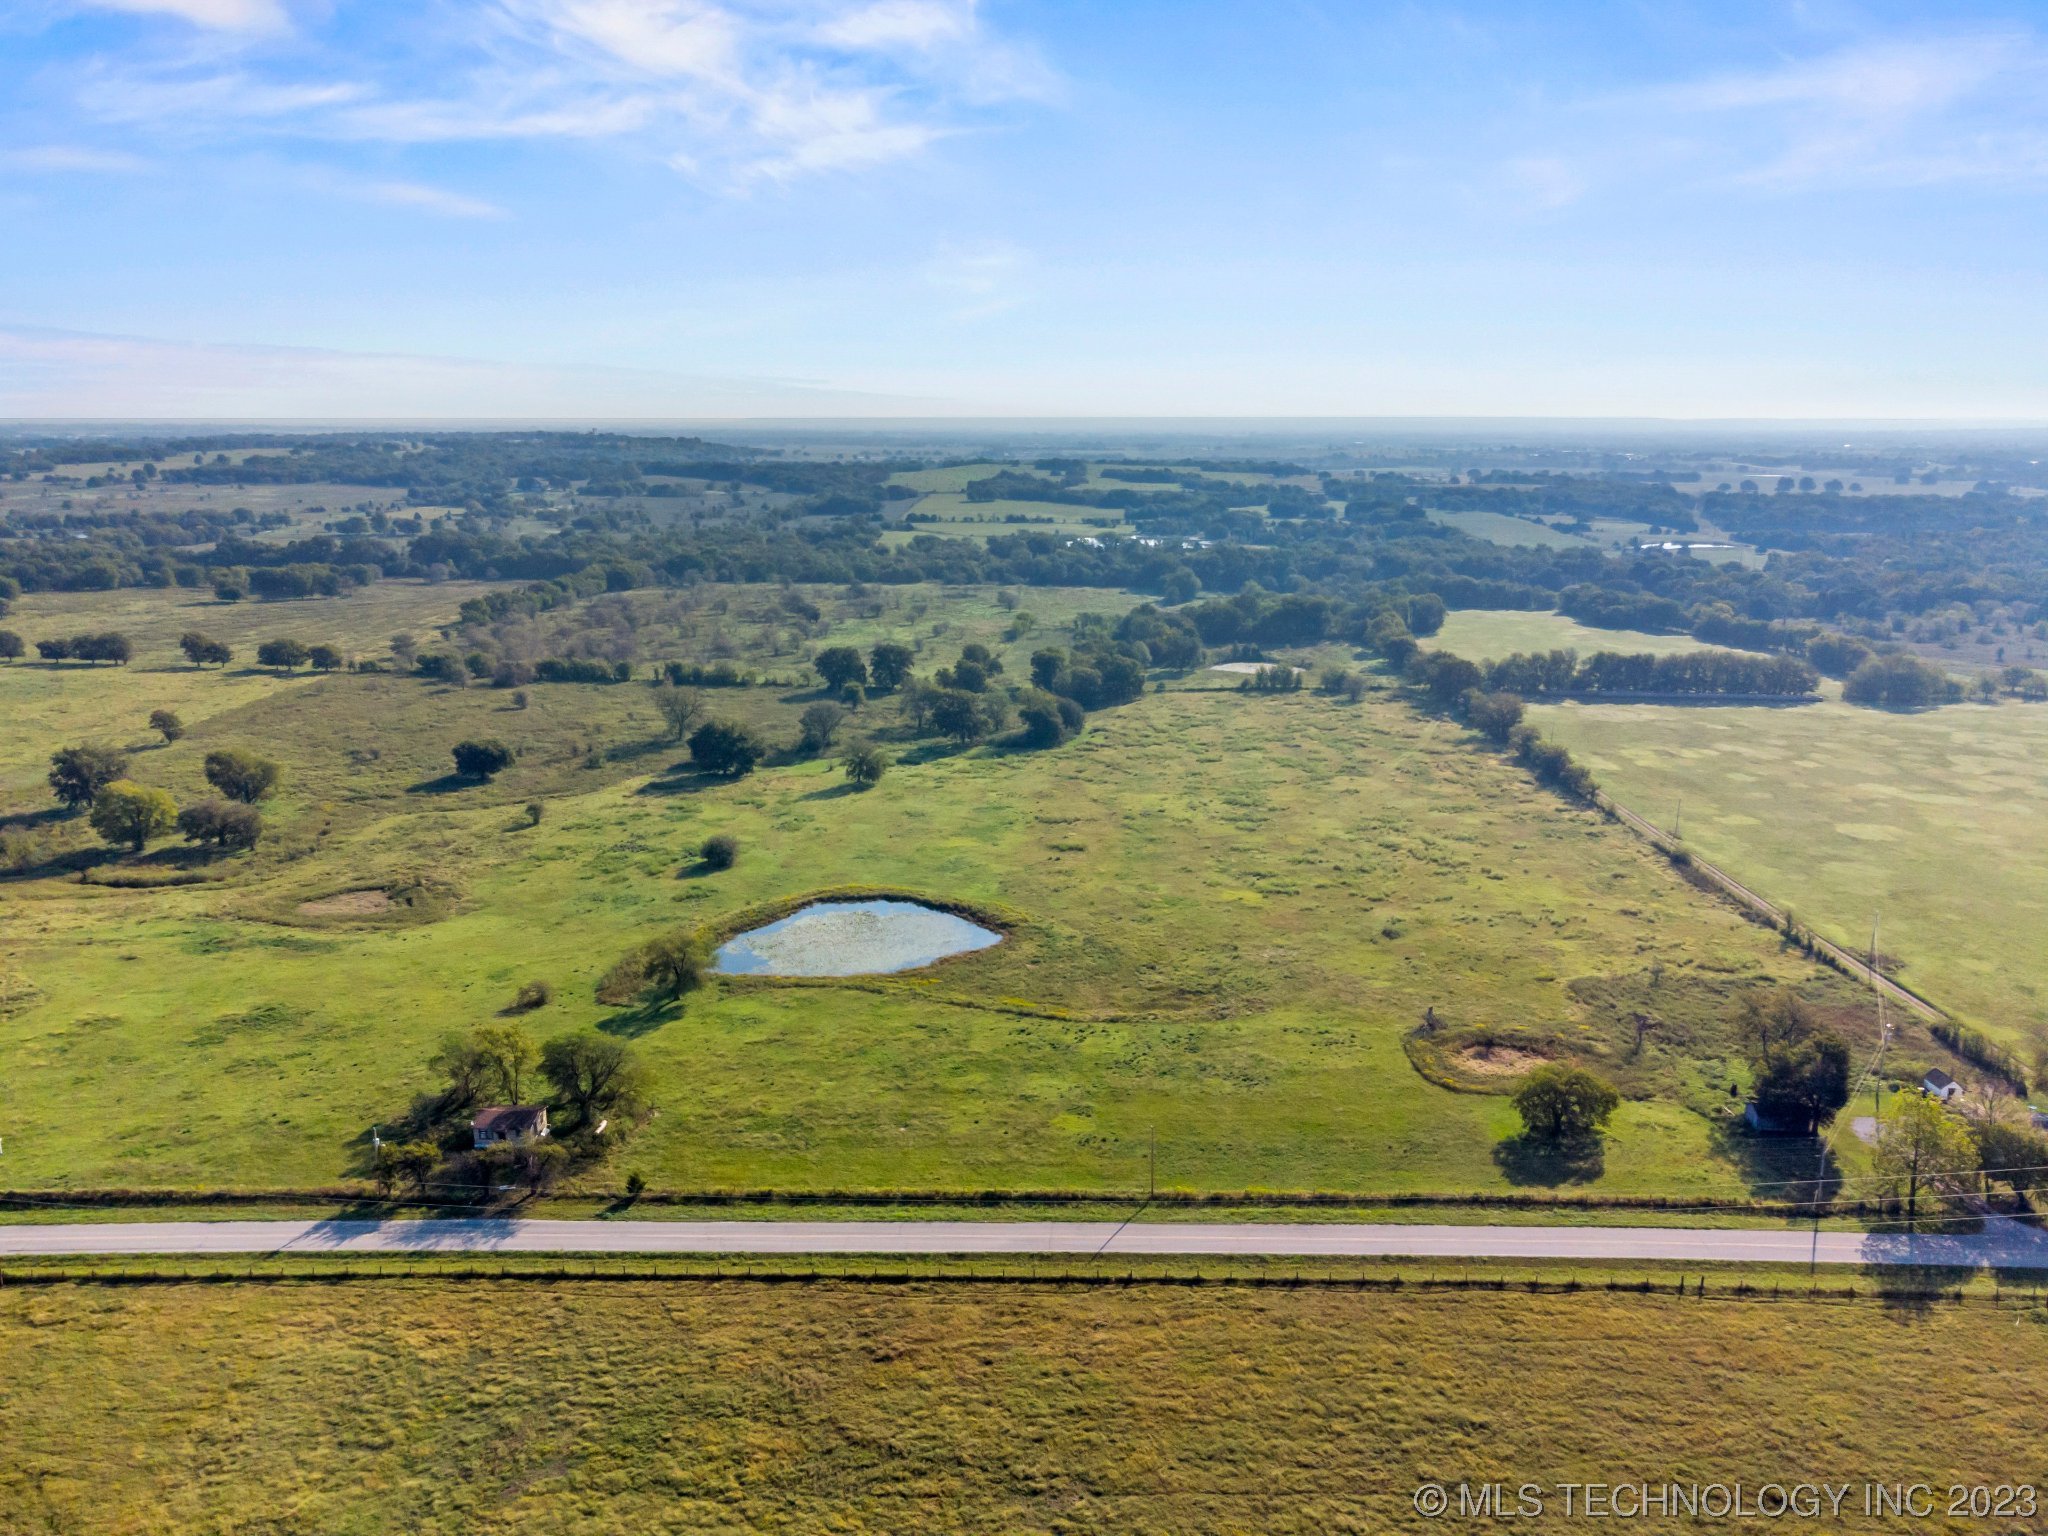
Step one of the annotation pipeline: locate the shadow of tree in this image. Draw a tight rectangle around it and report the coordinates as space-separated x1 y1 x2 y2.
406 773 480 796
598 998 684 1039
1492 1132 1606 1186
801 781 859 802
1706 1115 1844 1207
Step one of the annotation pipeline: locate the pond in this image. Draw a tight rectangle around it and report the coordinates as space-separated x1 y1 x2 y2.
711 899 1003 977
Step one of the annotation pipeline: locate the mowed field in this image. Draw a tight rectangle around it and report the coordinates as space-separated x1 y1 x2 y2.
1426 609 1728 662
1428 612 2048 1042
0 580 1878 1197
6 1280 2046 1534
1535 692 2048 1044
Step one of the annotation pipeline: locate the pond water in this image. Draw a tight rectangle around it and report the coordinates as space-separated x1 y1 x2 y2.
712 899 1003 977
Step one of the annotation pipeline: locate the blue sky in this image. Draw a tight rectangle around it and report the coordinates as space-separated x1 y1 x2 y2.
4 0 2048 418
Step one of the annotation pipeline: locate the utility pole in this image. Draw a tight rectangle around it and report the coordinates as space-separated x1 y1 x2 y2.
1148 1126 1156 1199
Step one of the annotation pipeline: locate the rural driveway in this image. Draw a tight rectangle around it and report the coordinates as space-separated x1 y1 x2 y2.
6 1218 2048 1269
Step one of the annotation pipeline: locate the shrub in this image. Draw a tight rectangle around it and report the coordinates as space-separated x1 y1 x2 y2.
509 979 554 1013
688 719 765 778
176 798 263 852
203 748 279 803
524 801 544 827
700 833 739 871
841 742 888 788
452 739 515 780
89 780 179 851
148 709 185 745
868 642 914 692
1462 689 1525 744
813 645 868 692
797 701 845 754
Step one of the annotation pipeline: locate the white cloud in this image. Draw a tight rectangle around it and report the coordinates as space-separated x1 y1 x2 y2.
48 0 1056 189
2 144 150 173
82 0 288 32
816 1 973 52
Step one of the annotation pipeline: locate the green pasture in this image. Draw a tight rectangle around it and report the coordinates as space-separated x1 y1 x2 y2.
0 582 1884 1196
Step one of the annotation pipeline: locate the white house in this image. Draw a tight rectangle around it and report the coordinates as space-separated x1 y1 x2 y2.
1922 1069 1964 1104
472 1105 549 1148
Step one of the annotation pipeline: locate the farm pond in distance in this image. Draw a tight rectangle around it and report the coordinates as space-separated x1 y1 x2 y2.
711 899 1004 977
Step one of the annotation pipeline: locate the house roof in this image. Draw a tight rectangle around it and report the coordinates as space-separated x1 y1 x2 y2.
1924 1069 1957 1090
472 1105 547 1134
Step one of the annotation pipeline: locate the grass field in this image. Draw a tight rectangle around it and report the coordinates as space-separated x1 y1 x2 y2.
887 491 1128 544
1535 693 2048 1044
0 582 500 806
6 1279 2046 1533
0 579 1898 1197
1426 608 1729 662
1426 509 1596 549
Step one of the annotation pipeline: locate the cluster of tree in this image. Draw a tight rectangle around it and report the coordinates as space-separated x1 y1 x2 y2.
1741 989 1851 1135
254 638 347 671
378 1022 653 1196
44 743 269 854
179 631 233 666
1841 653 1964 709
1479 648 1819 699
1242 664 1303 693
535 656 632 683
33 632 132 665
1559 583 1690 633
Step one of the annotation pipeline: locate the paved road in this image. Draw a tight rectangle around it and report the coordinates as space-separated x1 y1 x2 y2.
6 1218 2048 1269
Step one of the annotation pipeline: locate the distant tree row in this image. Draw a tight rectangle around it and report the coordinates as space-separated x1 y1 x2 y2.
1479 648 1819 699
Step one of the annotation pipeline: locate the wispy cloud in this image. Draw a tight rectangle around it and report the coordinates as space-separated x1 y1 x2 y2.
37 0 1056 188
2 143 150 173
1645 32 2048 189
920 238 1030 319
81 0 288 33
355 178 506 219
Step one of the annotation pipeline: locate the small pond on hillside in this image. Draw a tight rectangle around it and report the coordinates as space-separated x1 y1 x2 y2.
711 899 1003 977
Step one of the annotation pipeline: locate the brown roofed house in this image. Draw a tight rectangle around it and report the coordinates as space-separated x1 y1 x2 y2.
472 1105 549 1148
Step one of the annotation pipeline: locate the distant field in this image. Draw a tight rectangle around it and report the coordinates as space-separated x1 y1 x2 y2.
7 1280 2045 1533
885 462 1014 493
0 581 500 805
1535 694 2048 1044
887 490 1127 543
0 574 1885 1196
1426 509 1595 549
1426 608 1730 661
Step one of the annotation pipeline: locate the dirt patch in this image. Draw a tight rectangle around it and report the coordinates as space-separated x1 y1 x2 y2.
296 889 394 918
1455 1043 1552 1078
